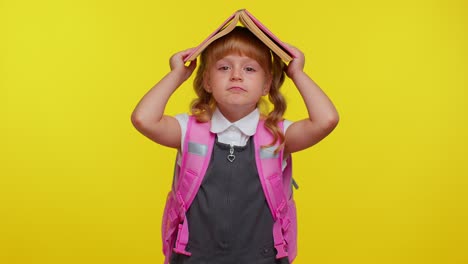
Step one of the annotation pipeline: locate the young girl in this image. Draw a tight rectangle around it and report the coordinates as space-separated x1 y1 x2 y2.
131 27 339 264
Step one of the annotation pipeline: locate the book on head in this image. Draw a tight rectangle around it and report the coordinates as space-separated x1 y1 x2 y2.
183 9 294 63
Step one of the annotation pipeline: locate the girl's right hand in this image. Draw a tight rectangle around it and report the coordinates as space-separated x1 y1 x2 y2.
169 48 197 82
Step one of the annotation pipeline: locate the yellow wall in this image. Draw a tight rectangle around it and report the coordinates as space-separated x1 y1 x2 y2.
1 0 467 263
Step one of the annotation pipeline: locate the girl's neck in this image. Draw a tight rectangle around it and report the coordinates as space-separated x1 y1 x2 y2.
216 105 256 123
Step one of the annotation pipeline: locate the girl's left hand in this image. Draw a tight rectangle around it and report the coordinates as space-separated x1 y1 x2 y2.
169 48 197 82
284 44 305 80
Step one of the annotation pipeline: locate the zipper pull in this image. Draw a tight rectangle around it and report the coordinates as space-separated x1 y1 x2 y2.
227 144 236 162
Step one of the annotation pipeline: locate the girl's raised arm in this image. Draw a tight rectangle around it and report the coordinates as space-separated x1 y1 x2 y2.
131 49 197 149
284 45 339 155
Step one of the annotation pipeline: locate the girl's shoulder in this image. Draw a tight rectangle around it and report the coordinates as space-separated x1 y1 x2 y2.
258 115 293 130
174 113 190 125
283 119 293 131
174 113 190 149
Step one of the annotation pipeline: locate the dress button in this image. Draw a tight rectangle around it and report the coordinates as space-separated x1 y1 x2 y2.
261 247 274 257
219 240 229 249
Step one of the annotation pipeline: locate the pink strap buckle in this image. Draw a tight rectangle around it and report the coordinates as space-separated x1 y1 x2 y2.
273 218 288 259
274 241 288 259
173 222 192 256
275 200 287 219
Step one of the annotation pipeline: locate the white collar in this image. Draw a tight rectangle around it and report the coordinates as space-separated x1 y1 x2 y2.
210 108 259 136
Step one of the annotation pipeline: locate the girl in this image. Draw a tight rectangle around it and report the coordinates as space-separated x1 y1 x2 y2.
131 27 339 264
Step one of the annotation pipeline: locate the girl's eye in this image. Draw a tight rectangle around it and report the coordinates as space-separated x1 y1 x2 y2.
219 66 230 71
245 67 256 72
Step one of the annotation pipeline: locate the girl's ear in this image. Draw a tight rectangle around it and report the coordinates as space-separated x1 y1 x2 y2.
203 73 212 93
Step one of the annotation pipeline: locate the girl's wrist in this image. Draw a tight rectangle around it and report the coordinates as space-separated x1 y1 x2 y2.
288 70 306 81
167 70 188 86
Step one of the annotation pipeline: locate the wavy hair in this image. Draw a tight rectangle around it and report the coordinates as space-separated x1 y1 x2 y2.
191 26 286 151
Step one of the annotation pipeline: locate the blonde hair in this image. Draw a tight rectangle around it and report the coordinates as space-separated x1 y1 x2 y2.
191 26 286 150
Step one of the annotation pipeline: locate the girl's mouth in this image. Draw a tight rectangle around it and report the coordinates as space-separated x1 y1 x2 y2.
228 86 246 92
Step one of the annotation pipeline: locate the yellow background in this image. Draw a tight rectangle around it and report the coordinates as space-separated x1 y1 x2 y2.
1 0 467 263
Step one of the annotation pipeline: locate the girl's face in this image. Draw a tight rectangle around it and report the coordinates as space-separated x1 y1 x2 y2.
204 54 271 115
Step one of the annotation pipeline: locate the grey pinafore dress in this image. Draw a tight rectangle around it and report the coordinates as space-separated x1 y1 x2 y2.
170 137 290 264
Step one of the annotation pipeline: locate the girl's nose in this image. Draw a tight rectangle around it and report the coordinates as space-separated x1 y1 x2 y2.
230 68 243 81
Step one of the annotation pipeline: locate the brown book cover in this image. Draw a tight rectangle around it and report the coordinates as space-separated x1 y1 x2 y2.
184 9 294 63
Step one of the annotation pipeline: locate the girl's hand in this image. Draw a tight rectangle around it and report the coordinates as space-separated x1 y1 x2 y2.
284 44 305 80
169 48 197 82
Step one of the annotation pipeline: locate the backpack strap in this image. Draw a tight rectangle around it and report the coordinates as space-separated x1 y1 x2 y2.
253 120 292 259
173 116 215 256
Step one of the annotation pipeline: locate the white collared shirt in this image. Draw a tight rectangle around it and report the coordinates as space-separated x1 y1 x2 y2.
175 108 292 168
210 108 261 147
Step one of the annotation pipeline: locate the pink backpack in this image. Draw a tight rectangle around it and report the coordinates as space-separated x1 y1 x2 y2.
161 116 297 263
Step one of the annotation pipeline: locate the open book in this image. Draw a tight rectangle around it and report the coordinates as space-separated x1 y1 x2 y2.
184 9 295 63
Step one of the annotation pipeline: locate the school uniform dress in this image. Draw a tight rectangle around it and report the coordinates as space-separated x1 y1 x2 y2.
171 108 291 264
